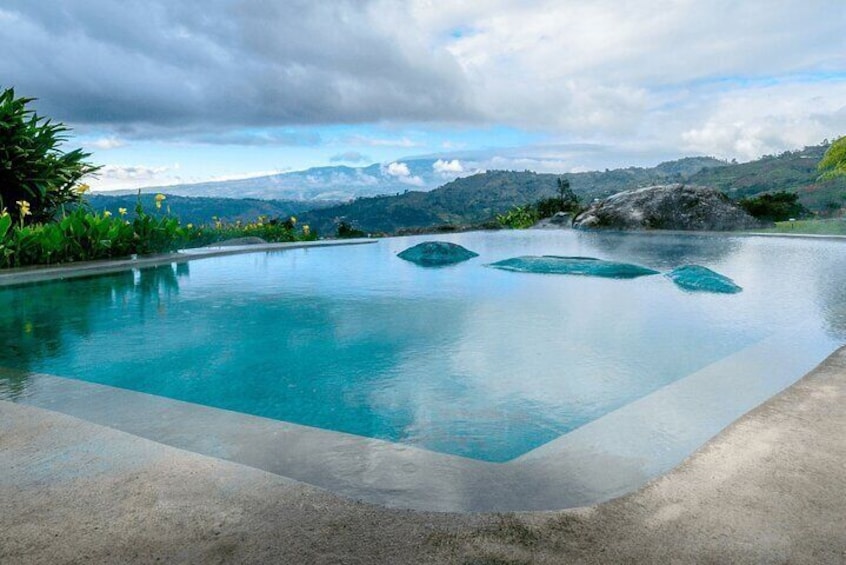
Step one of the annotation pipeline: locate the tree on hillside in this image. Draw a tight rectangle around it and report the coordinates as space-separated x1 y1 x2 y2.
818 136 846 180
557 177 577 204
535 177 581 218
737 191 809 222
0 87 99 224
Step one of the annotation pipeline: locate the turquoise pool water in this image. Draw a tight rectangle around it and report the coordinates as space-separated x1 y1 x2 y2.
1 230 844 463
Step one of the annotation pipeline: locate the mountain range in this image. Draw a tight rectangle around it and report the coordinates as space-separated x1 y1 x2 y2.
296 157 732 235
89 144 845 235
105 158 472 202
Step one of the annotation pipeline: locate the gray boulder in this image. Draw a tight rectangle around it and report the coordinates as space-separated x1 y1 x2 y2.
397 241 479 267
573 184 765 231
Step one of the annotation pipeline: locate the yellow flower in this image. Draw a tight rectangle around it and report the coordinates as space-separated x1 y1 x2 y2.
103 210 112 218
118 207 127 216
16 200 31 217
302 225 310 236
155 193 166 209
186 223 193 229
290 216 297 225
75 183 90 195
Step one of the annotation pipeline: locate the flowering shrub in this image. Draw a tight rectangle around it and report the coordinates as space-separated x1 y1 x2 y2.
0 200 187 268
186 215 316 247
0 200 317 269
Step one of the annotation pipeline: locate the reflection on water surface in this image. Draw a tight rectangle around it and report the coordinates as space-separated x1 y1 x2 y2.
1 231 843 461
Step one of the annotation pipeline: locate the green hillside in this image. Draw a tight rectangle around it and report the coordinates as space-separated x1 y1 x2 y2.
300 171 562 234
86 194 339 226
689 144 846 212
302 146 845 235
300 158 728 234
86 145 845 237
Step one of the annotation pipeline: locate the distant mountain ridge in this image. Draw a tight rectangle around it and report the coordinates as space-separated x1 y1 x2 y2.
298 147 844 235
89 144 845 235
104 158 470 202
298 157 728 234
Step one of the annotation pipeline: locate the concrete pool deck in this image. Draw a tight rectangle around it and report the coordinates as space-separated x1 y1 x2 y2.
2 347 844 563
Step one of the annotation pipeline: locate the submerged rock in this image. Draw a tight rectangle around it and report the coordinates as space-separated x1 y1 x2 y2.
488 256 659 279
666 265 742 294
573 184 766 231
397 241 479 267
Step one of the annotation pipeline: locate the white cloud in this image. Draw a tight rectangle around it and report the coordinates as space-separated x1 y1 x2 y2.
329 151 369 163
441 140 467 150
5 0 846 175
679 81 846 160
386 161 411 177
433 159 464 174
383 161 425 186
206 169 289 183
414 0 846 160
91 164 179 191
99 164 171 180
89 137 127 150
431 158 478 181
347 135 422 148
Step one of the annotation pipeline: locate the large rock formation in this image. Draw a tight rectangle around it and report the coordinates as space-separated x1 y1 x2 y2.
573 184 765 231
397 241 479 267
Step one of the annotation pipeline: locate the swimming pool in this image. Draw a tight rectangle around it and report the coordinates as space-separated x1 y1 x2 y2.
1 230 844 510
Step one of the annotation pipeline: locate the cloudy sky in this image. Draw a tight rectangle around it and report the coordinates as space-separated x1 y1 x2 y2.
2 0 845 190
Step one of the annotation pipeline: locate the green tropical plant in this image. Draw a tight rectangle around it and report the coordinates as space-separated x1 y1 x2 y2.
496 205 540 229
0 87 100 224
818 136 846 180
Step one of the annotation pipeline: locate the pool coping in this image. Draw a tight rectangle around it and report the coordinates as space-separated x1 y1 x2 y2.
0 237 376 287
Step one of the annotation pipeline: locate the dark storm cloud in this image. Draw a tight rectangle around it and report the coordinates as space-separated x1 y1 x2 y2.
0 0 476 133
